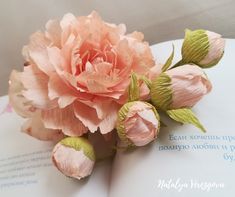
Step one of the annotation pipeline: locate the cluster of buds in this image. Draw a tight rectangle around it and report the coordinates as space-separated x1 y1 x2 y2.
116 29 225 148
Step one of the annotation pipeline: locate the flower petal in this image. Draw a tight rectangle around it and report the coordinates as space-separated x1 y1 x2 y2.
45 19 62 47
48 73 77 108
9 70 37 117
74 101 100 133
22 111 64 141
25 31 55 74
21 65 56 109
99 104 119 134
41 105 88 136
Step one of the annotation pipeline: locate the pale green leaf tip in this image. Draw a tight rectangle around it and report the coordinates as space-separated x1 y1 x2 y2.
162 44 175 72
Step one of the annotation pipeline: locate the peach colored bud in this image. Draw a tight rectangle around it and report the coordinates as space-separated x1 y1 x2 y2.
52 137 95 180
199 31 225 67
182 29 225 68
117 101 160 147
151 65 212 110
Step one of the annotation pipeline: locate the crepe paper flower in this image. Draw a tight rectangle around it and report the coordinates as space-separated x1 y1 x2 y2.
9 70 64 141
181 29 225 68
52 137 95 180
116 101 160 147
7 11 225 181
12 11 155 136
150 65 212 110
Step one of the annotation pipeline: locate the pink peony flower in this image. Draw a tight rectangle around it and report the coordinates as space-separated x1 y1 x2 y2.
151 64 212 110
52 137 95 180
117 101 160 147
14 11 154 137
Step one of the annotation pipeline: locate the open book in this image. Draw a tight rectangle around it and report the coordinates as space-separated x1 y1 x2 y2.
0 39 234 197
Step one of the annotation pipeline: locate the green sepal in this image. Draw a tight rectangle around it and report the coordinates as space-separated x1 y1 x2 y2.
182 29 209 64
150 73 172 110
60 137 96 161
162 44 175 72
128 73 140 102
166 108 206 132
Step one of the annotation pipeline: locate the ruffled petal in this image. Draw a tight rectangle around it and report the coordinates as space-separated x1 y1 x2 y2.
45 19 62 47
9 70 37 117
24 31 55 74
22 111 64 141
21 65 56 109
48 72 77 108
74 101 100 133
99 104 119 134
41 105 88 136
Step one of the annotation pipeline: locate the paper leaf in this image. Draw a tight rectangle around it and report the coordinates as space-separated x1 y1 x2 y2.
162 44 174 72
166 108 206 132
128 73 140 102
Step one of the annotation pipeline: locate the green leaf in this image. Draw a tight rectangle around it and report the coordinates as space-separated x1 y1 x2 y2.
128 73 140 102
162 44 175 72
166 108 206 132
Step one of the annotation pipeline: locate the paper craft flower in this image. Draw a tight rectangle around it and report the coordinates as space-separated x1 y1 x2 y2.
52 137 95 179
117 101 160 147
18 11 155 136
8 11 225 180
150 65 212 110
182 29 225 68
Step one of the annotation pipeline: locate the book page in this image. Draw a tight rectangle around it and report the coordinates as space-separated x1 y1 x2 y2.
0 96 111 197
109 39 235 196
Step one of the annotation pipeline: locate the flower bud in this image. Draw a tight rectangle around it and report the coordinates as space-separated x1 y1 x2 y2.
52 137 95 180
117 101 160 147
150 65 212 110
182 29 225 68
